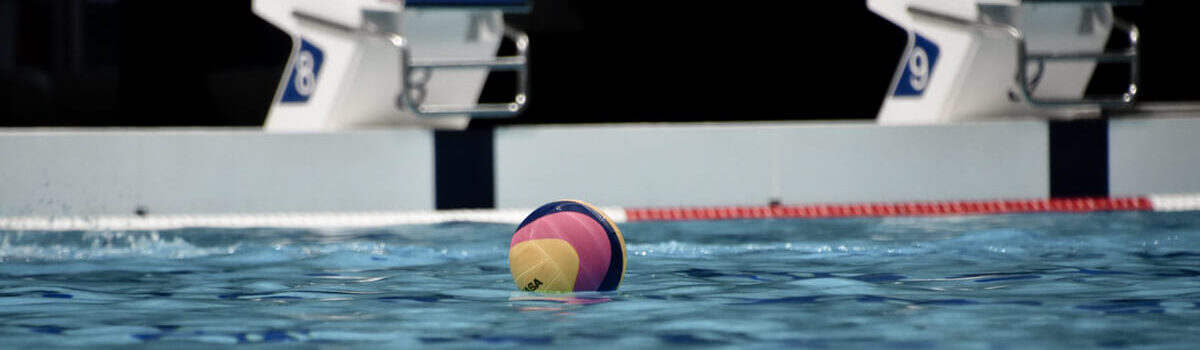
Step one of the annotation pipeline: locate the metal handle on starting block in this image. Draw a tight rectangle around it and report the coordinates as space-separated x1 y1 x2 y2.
397 27 528 118
292 10 528 119
1015 19 1139 108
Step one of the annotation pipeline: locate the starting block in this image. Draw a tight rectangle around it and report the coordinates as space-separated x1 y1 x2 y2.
253 0 529 130
869 0 1140 123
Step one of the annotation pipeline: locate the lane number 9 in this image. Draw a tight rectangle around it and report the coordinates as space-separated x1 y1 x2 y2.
908 46 929 91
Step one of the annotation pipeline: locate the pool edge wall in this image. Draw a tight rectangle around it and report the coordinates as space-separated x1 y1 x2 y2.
0 129 435 217
495 121 1049 208
1 116 1198 219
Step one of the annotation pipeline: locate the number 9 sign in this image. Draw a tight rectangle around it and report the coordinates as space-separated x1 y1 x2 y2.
908 47 929 91
893 33 939 97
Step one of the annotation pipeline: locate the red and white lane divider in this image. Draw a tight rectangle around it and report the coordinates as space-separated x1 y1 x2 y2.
625 197 1154 221
2 194 1199 231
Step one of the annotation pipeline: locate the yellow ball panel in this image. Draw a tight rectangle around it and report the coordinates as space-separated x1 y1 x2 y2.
509 239 580 293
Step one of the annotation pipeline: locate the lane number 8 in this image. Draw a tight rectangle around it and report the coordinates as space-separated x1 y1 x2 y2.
294 50 317 96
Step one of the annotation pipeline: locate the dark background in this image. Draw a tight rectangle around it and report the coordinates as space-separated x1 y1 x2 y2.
1 0 1196 127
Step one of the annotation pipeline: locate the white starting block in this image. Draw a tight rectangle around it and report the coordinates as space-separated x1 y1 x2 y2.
253 0 529 130
869 0 1140 124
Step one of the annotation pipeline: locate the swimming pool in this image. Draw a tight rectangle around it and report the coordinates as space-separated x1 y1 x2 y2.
2 211 1198 348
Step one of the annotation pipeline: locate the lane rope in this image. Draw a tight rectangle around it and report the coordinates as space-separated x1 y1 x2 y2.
2 195 1197 230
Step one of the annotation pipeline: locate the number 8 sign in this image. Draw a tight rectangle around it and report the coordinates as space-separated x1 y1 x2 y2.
281 38 324 103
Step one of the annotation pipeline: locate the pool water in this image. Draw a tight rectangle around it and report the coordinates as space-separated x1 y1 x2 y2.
2 211 1199 349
